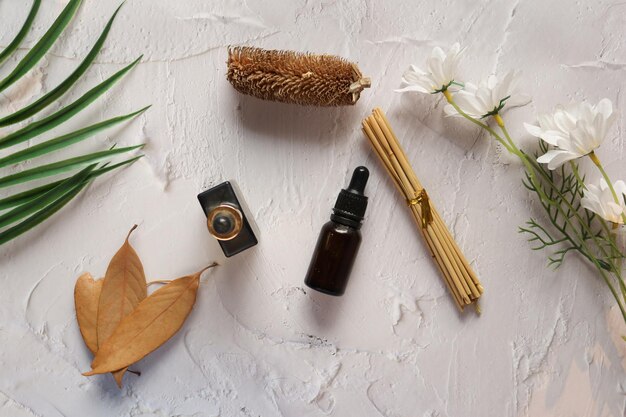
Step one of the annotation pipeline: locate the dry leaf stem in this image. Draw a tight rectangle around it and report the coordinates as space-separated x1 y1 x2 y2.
147 280 172 286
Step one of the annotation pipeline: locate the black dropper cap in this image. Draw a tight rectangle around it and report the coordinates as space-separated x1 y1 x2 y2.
331 166 369 229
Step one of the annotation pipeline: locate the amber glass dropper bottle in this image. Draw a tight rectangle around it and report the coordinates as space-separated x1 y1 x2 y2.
304 166 370 296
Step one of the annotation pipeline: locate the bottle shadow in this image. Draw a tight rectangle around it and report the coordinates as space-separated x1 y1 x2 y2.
304 286 346 331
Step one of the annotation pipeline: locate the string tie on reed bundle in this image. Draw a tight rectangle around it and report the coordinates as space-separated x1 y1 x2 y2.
408 189 432 228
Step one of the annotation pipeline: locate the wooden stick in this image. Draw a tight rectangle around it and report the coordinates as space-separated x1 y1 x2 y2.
365 120 467 309
362 109 483 311
415 207 466 307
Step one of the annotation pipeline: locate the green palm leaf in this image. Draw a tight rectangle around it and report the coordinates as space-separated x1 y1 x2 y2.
0 2 124 127
0 2 148 245
0 156 142 211
0 178 90 245
0 145 144 189
0 0 83 93
0 106 149 168
0 164 96 228
0 56 142 150
0 0 41 66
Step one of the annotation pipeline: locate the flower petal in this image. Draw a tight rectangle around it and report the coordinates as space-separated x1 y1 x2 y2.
524 123 543 138
454 92 485 118
582 178 626 224
526 98 615 162
537 149 581 170
444 103 461 117
400 43 463 95
395 85 431 94
505 93 532 108
596 98 613 119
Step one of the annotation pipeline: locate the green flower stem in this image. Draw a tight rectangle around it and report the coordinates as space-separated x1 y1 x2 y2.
569 162 586 190
445 95 551 207
568 159 619 265
446 98 593 252
530 161 626 319
570 160 623 261
498 118 608 256
445 93 626 323
494 116 577 236
510 131 619 266
494 114 516 149
610 227 626 304
443 90 515 154
496 116 626 322
444 96 612 269
588 151 626 225
484 104 625 320
495 113 559 210
527 154 624 269
597 263 626 322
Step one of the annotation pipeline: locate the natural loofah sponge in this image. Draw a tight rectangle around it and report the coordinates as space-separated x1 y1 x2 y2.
227 46 371 106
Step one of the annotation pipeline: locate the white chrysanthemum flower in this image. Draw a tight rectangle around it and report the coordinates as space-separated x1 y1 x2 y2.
396 43 464 94
524 98 616 170
581 179 626 224
444 70 531 118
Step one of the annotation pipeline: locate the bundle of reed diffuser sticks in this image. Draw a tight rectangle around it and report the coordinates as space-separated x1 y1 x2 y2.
362 108 483 311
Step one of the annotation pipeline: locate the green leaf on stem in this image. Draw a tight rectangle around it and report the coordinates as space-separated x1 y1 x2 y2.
0 0 83 93
0 0 42 67
0 155 142 211
0 3 125 126
0 106 149 168
0 56 142 151
0 164 96 228
0 145 143 189
0 178 90 245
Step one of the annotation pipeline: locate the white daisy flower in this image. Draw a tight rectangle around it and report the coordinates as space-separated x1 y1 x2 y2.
444 70 531 118
396 43 464 94
525 98 616 170
581 179 626 224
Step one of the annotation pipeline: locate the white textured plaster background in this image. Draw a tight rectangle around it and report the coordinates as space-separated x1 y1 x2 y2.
1 0 626 416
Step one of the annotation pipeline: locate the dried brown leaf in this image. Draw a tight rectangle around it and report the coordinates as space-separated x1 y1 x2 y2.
74 272 127 387
111 368 125 387
74 272 102 354
84 268 208 376
96 225 147 387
